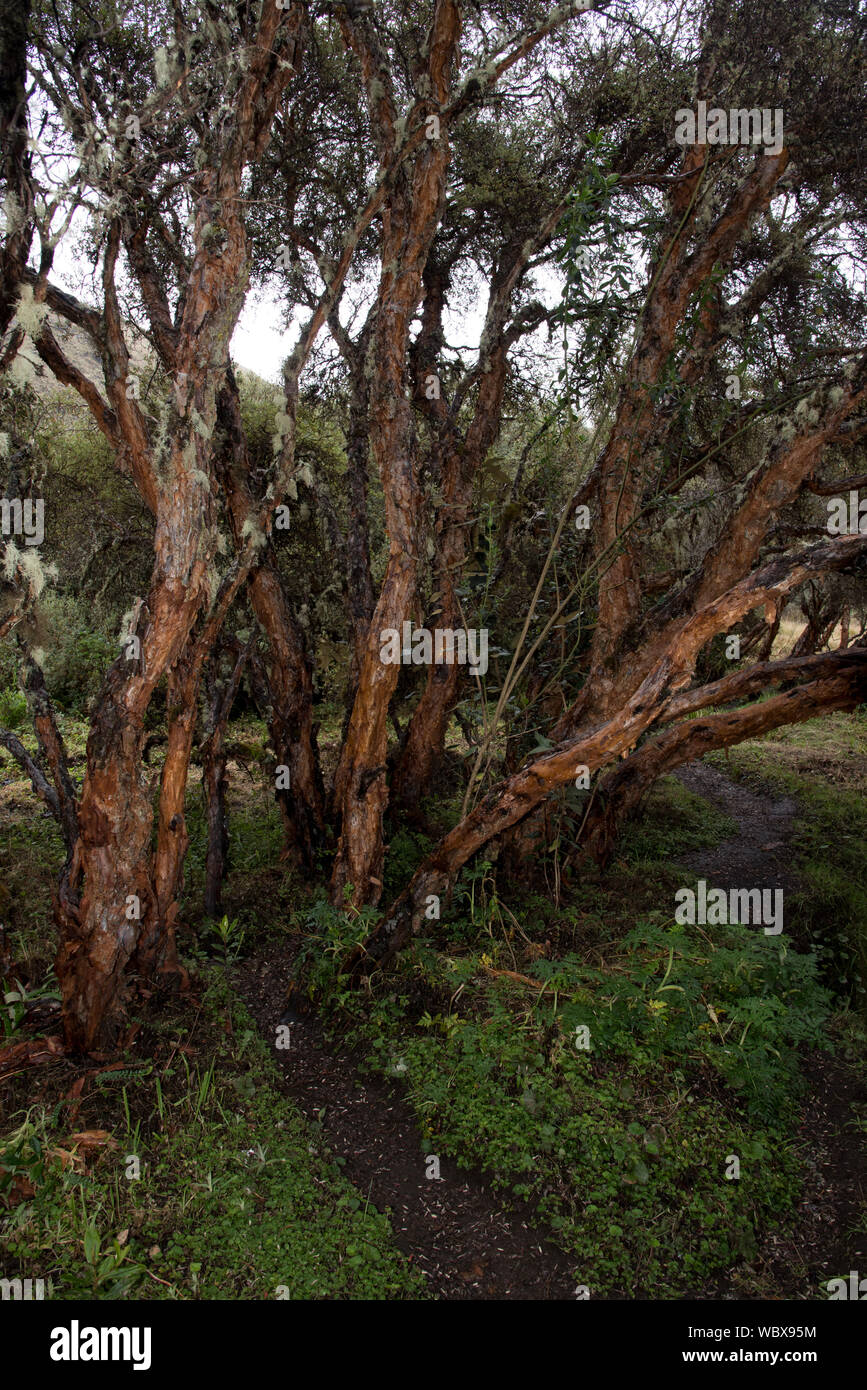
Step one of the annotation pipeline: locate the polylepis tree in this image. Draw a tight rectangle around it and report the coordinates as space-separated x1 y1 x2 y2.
323 0 628 905
350 0 867 971
213 1 683 903
2 0 309 1049
2 0 866 1046
389 28 688 816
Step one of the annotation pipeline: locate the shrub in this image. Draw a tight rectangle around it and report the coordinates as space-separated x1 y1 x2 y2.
0 687 27 730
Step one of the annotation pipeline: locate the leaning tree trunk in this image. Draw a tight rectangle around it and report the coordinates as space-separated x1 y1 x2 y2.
348 537 867 974
578 652 867 865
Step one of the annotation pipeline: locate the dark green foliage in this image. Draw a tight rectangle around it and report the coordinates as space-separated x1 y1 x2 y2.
0 975 424 1301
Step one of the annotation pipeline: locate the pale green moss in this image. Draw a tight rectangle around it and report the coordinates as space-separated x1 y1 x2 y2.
17 549 55 598
190 407 214 440
9 354 35 386
3 191 24 236
13 285 48 338
154 46 171 87
241 517 267 550
3 540 19 582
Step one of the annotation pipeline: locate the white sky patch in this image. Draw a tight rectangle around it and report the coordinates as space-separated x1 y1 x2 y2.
231 288 300 382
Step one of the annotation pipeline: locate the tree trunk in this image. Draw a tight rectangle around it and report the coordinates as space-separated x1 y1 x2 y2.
140 659 197 978
579 657 866 865
349 537 867 971
201 641 249 918
249 565 325 867
216 372 326 866
56 541 211 1050
330 232 436 894
45 0 303 1051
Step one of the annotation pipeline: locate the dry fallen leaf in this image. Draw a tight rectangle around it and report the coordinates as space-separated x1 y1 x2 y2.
0 1034 64 1076
68 1130 119 1156
1 1174 36 1207
47 1146 86 1173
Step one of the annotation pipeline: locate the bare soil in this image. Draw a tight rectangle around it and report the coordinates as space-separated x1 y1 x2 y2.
234 952 583 1300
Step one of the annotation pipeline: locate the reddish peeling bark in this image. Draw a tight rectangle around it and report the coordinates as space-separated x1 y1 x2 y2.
330 0 462 904
351 534 867 972
556 351 867 745
57 490 215 1049
579 650 867 865
555 146 791 739
54 1 303 1050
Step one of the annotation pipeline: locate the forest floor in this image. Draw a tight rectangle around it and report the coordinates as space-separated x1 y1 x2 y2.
675 758 867 1297
230 730 867 1301
235 954 579 1298
1 707 865 1299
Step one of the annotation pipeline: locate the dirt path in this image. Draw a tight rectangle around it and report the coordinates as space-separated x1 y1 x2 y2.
678 760 867 1299
676 761 798 893
233 760 865 1300
234 953 580 1300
